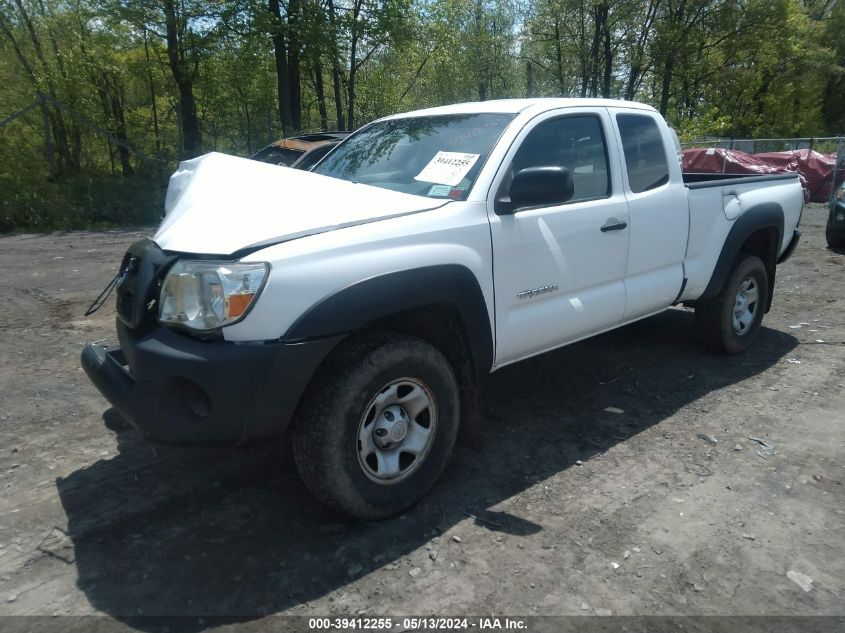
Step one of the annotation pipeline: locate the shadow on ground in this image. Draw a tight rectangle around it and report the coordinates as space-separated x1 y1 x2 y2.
55 309 797 629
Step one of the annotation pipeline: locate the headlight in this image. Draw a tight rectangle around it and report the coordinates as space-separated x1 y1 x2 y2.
158 260 269 331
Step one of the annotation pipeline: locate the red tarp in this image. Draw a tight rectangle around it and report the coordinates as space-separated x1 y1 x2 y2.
682 147 844 202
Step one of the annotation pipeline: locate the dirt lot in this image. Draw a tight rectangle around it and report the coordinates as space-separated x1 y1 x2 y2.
0 204 843 626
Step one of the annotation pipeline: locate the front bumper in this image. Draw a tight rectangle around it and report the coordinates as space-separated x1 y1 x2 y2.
82 320 342 445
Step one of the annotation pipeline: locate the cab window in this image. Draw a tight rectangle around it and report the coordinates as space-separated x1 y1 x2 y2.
616 114 670 193
510 115 610 202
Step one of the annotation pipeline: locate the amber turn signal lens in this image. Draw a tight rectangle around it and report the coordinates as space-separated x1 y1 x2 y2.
227 293 254 318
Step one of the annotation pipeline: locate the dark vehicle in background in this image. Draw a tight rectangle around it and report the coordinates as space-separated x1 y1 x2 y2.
290 140 343 170
828 181 845 249
250 132 350 168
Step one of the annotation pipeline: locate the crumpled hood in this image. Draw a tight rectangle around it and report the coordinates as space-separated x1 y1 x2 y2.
154 152 449 255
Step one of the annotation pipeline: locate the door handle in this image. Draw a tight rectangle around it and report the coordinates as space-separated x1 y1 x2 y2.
601 220 628 232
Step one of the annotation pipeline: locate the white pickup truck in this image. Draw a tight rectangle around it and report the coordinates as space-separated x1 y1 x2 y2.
82 98 802 519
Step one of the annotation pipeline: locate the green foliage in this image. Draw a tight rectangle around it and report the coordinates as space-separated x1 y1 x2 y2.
0 157 163 232
0 0 842 232
521 0 838 138
821 0 845 132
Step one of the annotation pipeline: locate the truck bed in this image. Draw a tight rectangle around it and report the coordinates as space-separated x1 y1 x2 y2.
680 171 803 304
683 172 800 188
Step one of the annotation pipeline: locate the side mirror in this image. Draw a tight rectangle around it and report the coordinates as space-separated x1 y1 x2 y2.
499 166 574 214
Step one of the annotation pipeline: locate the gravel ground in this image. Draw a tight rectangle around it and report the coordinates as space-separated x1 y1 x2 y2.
0 204 842 627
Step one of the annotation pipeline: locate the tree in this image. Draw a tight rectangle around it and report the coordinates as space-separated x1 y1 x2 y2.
1 0 843 232
821 0 845 132
0 0 82 176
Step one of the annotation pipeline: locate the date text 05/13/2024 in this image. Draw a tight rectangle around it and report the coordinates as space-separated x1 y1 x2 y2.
307 617 527 630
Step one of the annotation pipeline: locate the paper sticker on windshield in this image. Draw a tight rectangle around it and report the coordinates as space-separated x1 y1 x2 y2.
428 184 452 197
415 151 480 186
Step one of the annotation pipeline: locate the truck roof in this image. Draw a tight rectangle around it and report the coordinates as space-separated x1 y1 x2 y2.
381 98 657 120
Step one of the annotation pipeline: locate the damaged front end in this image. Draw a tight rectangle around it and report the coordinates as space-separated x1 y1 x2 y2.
81 238 339 445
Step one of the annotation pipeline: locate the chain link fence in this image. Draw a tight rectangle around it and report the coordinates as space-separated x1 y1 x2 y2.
681 137 845 203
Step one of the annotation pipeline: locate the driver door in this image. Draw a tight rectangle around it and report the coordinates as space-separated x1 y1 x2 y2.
488 108 630 366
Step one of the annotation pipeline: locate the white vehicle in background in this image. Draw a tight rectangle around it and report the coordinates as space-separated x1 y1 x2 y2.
83 98 803 519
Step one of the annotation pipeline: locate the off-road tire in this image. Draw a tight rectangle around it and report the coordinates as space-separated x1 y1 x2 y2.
695 253 769 355
292 331 460 520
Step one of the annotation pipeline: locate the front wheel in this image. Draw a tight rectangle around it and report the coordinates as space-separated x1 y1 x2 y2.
292 332 460 520
695 253 769 354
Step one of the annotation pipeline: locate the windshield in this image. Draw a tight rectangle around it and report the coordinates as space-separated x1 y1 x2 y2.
313 113 515 200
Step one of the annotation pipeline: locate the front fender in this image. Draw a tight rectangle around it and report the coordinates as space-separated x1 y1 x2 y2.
284 264 494 376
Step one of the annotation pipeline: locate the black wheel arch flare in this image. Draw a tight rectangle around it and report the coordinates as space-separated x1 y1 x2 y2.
701 202 784 313
283 264 494 378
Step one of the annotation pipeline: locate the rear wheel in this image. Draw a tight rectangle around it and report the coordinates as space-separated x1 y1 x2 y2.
695 253 769 354
292 332 459 520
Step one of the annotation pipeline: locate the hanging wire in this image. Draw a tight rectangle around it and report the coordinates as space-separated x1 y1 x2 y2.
84 270 124 316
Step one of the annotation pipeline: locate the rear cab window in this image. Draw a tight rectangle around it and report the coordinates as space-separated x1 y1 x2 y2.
616 113 670 193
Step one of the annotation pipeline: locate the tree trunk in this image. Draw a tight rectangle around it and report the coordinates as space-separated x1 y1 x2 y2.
162 0 201 157
327 0 345 130
143 27 161 158
268 0 292 135
475 0 486 101
554 18 564 95
588 4 602 97
8 0 78 174
32 0 82 168
625 65 640 101
624 0 658 101
93 74 133 177
347 63 357 130
526 61 534 98
39 98 56 179
347 0 363 130
600 2 612 98
578 0 589 97
659 53 675 116
314 59 328 130
111 88 134 177
332 64 346 130
288 0 302 131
